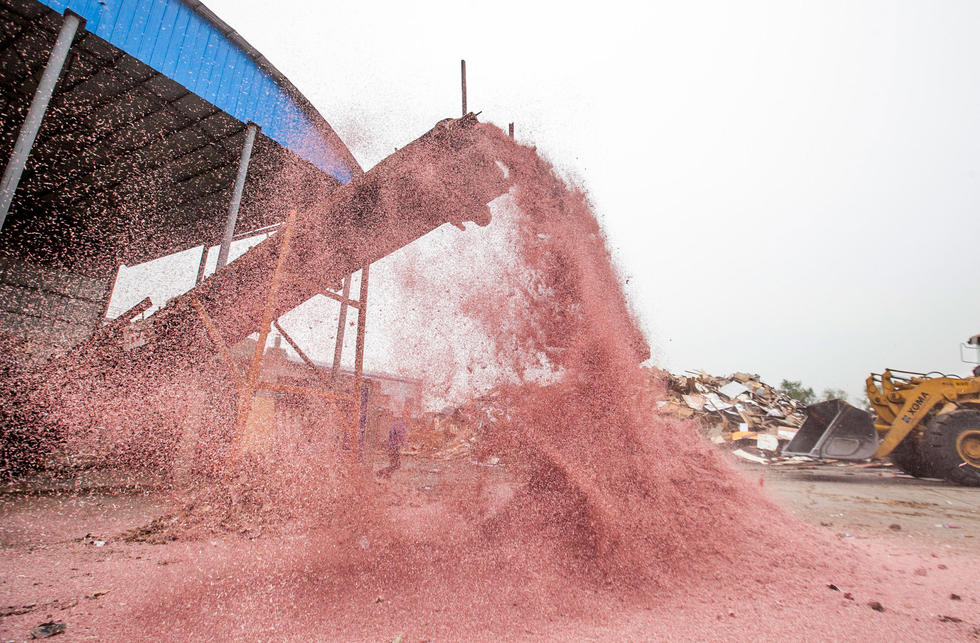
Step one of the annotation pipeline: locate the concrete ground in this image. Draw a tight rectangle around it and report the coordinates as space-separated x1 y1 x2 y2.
1 459 977 640
757 462 979 555
2 459 976 556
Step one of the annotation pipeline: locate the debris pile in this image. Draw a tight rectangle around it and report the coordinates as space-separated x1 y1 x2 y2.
658 370 806 461
405 392 507 463
404 370 810 465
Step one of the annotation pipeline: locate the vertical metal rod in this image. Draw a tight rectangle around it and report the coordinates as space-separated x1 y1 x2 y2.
0 11 82 231
353 265 370 390
331 275 351 380
509 122 514 139
460 59 467 116
194 244 209 284
357 383 369 457
215 122 259 270
353 265 370 460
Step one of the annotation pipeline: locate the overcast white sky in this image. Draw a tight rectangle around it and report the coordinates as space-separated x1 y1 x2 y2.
114 0 980 401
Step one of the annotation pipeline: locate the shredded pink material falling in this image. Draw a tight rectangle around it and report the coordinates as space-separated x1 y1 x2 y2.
5 119 976 641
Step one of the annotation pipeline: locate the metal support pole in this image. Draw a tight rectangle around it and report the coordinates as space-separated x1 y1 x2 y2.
357 383 369 457
215 122 259 270
353 265 370 460
460 59 467 116
194 244 209 284
0 11 82 231
331 275 351 380
353 265 370 391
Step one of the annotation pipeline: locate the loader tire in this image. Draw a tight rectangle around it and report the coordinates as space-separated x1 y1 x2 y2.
889 432 936 479
922 410 980 487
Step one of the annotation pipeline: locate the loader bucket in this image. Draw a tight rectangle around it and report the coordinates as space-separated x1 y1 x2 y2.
782 400 878 460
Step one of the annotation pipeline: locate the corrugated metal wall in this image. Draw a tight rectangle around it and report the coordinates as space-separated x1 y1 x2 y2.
0 256 110 355
37 0 354 183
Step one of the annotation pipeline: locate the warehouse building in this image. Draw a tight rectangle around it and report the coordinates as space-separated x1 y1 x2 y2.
0 0 361 357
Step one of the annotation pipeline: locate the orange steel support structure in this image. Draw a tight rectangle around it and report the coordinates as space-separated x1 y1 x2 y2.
192 210 369 458
51 115 510 467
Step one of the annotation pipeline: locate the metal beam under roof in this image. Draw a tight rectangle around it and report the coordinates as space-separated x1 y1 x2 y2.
33 0 362 183
0 0 346 273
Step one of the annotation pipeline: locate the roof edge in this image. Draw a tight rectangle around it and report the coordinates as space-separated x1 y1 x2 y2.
184 0 364 177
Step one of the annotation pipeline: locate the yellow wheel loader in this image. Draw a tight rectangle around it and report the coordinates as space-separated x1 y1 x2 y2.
783 334 980 486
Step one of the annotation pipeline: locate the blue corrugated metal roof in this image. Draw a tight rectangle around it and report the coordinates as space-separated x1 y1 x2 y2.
37 0 355 183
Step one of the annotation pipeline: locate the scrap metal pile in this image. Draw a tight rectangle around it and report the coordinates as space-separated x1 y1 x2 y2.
658 370 807 462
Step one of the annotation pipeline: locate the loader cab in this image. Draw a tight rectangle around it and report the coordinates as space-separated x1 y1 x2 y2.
962 334 980 376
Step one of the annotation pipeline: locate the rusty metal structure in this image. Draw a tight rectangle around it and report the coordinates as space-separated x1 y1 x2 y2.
43 115 510 463
1 0 513 467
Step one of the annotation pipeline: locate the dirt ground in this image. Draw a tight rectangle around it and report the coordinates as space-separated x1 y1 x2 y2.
759 462 979 555
1 456 977 641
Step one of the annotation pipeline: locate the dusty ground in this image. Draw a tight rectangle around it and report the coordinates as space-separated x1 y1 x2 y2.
760 462 979 555
1 457 977 641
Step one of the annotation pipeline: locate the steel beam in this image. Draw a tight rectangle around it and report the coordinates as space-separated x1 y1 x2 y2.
461 59 467 116
353 266 370 459
353 265 370 390
0 11 82 231
194 244 210 284
273 320 318 372
331 275 352 380
215 122 259 270
235 209 297 445
27 92 212 204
